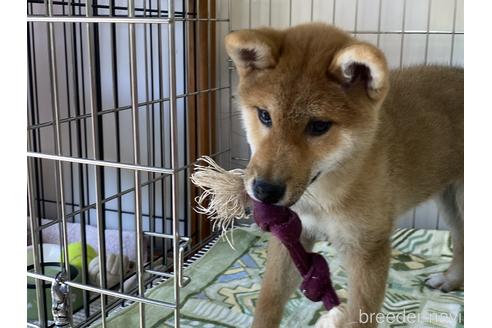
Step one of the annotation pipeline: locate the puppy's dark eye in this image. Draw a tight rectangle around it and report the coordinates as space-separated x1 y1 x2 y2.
306 120 332 136
257 108 272 127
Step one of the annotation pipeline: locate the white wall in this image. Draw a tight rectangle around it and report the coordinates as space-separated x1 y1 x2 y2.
217 0 464 229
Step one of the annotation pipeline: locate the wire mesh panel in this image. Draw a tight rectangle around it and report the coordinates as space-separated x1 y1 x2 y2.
27 0 232 327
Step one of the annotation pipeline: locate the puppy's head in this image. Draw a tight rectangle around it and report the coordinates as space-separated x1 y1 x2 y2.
225 23 389 206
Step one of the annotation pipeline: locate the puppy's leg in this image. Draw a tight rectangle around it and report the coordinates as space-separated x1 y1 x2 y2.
316 239 391 328
317 239 391 328
426 181 464 292
344 240 391 327
252 235 314 328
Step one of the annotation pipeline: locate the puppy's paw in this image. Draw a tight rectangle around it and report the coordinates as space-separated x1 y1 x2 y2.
425 272 463 292
315 304 348 328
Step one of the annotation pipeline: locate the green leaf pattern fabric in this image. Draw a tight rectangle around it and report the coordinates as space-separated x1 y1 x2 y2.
92 227 463 328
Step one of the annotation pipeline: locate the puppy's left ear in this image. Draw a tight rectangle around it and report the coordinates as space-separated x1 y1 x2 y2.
329 42 389 101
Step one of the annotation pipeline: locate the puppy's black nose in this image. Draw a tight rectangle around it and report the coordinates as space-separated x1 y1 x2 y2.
253 179 286 204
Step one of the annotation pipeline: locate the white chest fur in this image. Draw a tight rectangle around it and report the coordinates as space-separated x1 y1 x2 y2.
291 196 331 241
291 184 361 251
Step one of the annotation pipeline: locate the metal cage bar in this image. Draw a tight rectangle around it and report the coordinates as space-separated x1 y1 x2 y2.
86 0 108 325
47 0 71 279
128 0 146 326
167 0 181 326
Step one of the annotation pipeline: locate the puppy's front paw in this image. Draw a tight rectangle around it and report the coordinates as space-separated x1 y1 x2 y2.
315 304 348 328
425 272 463 292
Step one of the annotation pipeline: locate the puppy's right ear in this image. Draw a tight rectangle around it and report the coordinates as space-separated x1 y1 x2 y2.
225 29 283 76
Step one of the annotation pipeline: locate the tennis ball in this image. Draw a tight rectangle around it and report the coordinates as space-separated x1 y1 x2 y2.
61 242 97 270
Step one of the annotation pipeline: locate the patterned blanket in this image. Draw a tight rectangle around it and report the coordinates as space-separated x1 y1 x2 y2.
92 227 464 328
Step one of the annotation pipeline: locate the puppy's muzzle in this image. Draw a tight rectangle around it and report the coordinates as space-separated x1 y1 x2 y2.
252 179 286 204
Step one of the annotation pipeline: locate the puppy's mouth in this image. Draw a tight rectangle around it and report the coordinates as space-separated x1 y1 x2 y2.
309 171 321 185
284 171 323 208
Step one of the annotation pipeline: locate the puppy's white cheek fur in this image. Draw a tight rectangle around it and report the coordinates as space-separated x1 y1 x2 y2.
249 143 256 156
244 177 258 201
241 107 258 156
314 131 355 174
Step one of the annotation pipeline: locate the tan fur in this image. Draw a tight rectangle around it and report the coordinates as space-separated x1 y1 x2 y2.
225 23 463 328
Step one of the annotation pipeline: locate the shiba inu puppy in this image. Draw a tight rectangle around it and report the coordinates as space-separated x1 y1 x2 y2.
225 23 463 328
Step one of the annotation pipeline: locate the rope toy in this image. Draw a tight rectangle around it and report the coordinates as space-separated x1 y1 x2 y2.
190 156 340 310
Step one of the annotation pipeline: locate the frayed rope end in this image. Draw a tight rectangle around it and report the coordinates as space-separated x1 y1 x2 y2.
190 156 250 247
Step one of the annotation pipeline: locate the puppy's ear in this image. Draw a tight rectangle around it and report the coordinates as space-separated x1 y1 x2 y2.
329 42 389 101
225 29 283 76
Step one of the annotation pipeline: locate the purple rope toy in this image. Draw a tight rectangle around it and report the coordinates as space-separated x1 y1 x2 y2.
189 156 340 311
253 200 340 311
